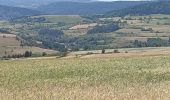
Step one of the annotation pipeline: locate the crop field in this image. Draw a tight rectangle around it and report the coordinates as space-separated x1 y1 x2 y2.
0 55 170 99
0 36 20 47
0 33 57 57
34 15 83 24
69 23 97 30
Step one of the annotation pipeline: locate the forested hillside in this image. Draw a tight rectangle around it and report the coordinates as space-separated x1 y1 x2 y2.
0 0 93 8
0 5 41 19
37 1 148 15
105 1 170 17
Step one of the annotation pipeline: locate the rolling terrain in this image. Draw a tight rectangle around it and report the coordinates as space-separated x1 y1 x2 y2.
105 1 170 17
4 14 170 52
1 0 170 99
37 1 148 15
0 5 41 20
0 0 94 8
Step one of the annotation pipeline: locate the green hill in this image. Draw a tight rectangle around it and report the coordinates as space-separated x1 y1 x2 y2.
105 1 170 17
37 1 148 15
0 5 41 20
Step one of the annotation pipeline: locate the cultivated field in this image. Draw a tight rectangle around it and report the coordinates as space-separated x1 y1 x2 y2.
69 23 97 30
0 36 20 47
0 33 57 57
33 15 83 24
0 54 170 99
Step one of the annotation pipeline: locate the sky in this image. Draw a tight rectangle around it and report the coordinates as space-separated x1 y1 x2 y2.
98 0 146 1
99 0 149 1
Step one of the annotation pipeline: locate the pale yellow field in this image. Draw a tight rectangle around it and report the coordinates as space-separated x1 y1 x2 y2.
0 33 20 47
69 23 97 30
0 55 170 99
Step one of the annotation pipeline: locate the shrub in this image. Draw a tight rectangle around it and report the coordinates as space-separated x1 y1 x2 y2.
24 51 32 57
114 49 120 53
102 49 105 54
57 52 68 58
42 52 47 56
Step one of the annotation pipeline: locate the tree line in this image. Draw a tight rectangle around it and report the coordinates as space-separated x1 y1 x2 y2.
133 38 170 47
2 51 32 59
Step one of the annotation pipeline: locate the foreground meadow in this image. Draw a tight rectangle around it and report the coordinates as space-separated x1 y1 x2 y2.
0 56 170 99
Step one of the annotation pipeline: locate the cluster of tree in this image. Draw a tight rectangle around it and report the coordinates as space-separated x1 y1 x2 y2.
17 27 67 52
11 16 46 23
0 28 11 34
133 38 169 47
2 51 32 59
37 28 67 52
147 38 169 47
42 41 67 52
38 28 64 39
60 33 115 51
87 23 120 34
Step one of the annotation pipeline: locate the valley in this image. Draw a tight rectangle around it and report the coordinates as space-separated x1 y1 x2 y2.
3 14 170 54
1 0 170 99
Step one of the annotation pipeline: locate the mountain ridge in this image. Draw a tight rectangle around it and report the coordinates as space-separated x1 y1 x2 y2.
36 1 149 15
105 1 170 17
0 5 41 20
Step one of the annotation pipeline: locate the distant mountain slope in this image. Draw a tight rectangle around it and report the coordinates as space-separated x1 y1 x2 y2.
0 0 94 8
37 1 148 15
0 5 41 20
106 1 170 17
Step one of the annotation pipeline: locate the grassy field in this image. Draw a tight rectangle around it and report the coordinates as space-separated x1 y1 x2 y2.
0 55 170 99
33 15 83 24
